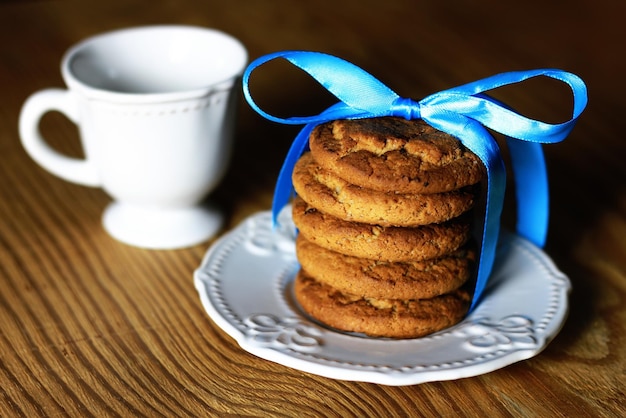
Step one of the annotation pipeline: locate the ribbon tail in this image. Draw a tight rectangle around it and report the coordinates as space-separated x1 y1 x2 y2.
473 93 550 248
471 134 507 311
271 102 379 226
506 139 549 247
423 113 506 311
271 123 315 226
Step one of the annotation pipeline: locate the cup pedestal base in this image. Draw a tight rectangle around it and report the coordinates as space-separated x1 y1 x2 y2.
102 202 223 249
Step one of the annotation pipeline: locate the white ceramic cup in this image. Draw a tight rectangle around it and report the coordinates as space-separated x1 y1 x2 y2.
19 25 248 249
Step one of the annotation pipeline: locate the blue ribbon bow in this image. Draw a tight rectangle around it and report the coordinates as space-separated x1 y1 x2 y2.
242 50 587 310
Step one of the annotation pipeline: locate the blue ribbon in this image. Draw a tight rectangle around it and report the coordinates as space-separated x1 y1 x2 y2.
242 50 587 310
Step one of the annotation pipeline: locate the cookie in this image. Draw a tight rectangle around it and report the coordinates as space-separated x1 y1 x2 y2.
295 234 475 300
293 152 477 226
293 270 471 338
292 196 471 262
308 117 485 194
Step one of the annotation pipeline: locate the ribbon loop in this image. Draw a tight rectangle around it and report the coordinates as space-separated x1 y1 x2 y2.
243 51 588 310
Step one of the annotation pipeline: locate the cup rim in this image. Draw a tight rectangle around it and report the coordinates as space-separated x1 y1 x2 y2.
61 25 248 104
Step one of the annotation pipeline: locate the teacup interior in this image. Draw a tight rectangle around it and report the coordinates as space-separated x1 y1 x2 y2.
66 26 247 94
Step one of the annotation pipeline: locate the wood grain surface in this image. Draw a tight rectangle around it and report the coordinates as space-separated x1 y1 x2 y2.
1 0 624 416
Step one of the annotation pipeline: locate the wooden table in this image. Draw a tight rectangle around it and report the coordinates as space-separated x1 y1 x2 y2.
1 0 624 416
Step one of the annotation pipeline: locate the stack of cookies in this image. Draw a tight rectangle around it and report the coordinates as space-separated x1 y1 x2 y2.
291 117 485 338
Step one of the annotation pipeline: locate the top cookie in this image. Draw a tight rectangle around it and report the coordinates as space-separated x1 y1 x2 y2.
308 117 485 194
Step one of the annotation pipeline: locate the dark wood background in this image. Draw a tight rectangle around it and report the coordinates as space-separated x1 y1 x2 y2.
0 0 623 416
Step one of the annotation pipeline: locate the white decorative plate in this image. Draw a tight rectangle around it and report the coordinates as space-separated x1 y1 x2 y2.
194 208 570 386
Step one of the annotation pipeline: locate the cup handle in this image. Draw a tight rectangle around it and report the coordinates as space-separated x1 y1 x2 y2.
19 88 100 187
